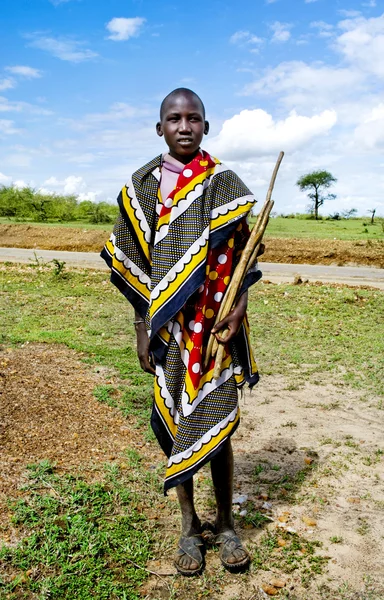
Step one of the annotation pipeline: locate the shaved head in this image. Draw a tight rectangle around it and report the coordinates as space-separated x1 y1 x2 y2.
160 88 205 120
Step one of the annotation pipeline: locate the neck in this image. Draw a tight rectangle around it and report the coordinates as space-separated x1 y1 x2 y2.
168 148 200 165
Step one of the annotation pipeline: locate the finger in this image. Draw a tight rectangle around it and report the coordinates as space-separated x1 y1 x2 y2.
211 315 230 333
257 243 265 257
143 358 156 375
214 329 235 344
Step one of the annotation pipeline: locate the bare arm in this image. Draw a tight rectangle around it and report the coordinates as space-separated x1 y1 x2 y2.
134 310 155 375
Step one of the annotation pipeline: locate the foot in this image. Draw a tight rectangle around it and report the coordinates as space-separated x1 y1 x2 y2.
174 534 205 576
215 529 250 572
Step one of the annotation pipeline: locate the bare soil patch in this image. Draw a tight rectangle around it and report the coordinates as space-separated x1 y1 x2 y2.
1 344 383 598
1 224 383 267
0 344 134 519
144 378 384 599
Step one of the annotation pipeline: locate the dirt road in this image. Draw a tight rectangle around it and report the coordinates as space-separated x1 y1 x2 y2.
1 247 384 289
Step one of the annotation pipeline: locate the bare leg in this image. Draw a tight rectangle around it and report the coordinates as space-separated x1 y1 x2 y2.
175 478 202 572
210 438 234 532
210 439 249 566
176 477 201 536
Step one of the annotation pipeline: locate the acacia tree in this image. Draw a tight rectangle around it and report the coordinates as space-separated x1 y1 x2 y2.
296 170 337 220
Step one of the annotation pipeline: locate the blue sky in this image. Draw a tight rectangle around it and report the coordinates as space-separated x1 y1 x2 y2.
1 0 383 215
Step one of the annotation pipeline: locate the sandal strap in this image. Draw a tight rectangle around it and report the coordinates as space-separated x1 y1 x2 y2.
215 532 242 547
177 534 205 561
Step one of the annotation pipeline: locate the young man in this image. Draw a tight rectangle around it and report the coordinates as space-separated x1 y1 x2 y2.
102 88 261 576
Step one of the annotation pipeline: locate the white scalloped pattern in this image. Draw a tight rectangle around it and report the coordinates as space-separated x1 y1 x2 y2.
168 404 238 465
126 177 152 244
155 364 180 425
112 233 151 287
150 226 210 301
210 194 254 221
182 365 234 417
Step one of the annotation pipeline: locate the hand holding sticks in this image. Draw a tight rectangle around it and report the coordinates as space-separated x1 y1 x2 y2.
205 151 285 379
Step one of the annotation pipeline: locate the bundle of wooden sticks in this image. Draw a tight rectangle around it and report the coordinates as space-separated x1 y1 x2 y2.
205 151 285 379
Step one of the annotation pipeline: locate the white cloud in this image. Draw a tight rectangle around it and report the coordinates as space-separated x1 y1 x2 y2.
0 119 22 136
5 65 43 78
0 95 53 115
270 21 292 43
61 101 150 131
230 31 263 48
338 10 361 17
13 180 28 189
242 61 363 111
41 175 100 200
0 78 15 91
354 103 384 148
305 0 320 3
362 1 376 6
0 172 12 184
207 108 337 160
106 17 146 41
336 13 384 77
29 35 98 62
310 21 334 37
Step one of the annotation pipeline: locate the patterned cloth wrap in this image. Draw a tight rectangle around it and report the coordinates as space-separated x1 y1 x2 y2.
101 149 262 492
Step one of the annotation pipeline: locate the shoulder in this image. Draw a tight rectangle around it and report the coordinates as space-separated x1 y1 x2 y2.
131 155 162 183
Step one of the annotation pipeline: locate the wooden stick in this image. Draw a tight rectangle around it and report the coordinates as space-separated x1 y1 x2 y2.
203 196 274 366
206 151 284 375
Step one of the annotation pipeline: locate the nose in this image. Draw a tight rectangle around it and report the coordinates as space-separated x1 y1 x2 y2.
178 118 192 133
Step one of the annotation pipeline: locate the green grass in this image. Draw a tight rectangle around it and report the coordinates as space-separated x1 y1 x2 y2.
2 215 384 240
1 263 383 598
248 283 384 396
251 529 328 588
1 264 383 396
0 457 161 599
251 215 384 240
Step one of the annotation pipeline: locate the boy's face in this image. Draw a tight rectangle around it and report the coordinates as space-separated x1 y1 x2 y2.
156 93 209 164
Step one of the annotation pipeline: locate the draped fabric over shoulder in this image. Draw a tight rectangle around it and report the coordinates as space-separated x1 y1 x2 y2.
101 150 261 492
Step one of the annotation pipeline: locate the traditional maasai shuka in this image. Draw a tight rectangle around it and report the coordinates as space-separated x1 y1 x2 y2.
101 149 261 492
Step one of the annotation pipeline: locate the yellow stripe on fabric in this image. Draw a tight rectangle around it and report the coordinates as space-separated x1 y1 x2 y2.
184 354 232 403
158 324 171 346
105 238 115 256
235 373 245 386
210 201 254 233
154 383 177 438
173 167 216 204
121 186 151 264
111 255 151 300
165 410 240 478
157 167 216 231
149 239 209 317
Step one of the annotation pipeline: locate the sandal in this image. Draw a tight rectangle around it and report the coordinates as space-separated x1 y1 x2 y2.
174 534 205 577
215 531 251 572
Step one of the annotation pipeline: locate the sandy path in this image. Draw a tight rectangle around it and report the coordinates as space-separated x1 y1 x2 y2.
1 247 384 289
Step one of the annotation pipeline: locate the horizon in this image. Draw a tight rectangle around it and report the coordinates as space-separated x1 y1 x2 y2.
0 0 383 217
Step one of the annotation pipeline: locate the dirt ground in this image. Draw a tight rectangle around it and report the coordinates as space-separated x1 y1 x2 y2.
1 344 383 599
1 223 383 268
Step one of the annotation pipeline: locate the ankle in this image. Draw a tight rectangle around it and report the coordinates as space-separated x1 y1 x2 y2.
181 516 201 537
214 515 235 534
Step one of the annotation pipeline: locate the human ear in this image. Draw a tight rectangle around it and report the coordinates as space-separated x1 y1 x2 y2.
156 122 163 137
204 121 209 135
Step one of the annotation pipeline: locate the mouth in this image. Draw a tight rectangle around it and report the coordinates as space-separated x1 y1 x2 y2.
178 138 194 145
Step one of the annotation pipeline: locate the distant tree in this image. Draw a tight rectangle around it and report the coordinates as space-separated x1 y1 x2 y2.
368 208 376 224
341 208 358 219
296 170 337 220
